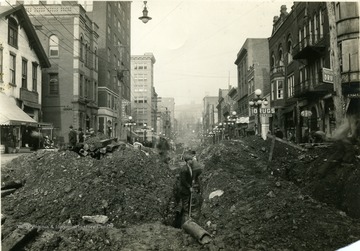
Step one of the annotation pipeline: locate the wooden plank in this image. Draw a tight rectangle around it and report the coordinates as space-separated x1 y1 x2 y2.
268 135 276 162
2 226 37 251
1 180 23 190
267 134 307 152
1 188 17 198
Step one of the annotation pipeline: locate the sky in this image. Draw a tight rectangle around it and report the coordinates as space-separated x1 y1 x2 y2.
131 0 294 105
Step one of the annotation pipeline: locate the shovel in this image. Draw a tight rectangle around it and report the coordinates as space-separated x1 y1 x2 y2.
181 185 212 245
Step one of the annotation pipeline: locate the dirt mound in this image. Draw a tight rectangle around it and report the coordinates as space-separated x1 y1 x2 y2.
197 139 360 250
2 148 174 229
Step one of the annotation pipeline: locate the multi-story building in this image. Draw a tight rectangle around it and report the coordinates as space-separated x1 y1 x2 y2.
87 1 131 140
335 2 360 121
216 88 229 123
0 5 51 152
131 53 157 136
203 96 218 133
23 2 99 144
269 2 359 142
234 38 270 133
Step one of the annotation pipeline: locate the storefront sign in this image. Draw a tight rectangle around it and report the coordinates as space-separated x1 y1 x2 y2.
253 108 275 114
301 110 312 117
347 93 360 98
322 68 334 84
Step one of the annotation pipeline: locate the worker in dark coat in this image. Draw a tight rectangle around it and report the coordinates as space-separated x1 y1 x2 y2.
172 150 203 226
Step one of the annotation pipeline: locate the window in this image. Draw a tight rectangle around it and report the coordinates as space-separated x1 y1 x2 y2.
32 63 38 91
0 46 3 83
22 59 28 88
94 48 97 70
271 81 275 100
49 35 59 57
80 36 83 60
319 9 324 37
8 18 18 47
107 93 111 108
270 53 275 70
278 47 284 66
49 73 59 95
314 13 318 42
287 74 294 98
107 47 111 62
277 80 284 99
79 74 83 97
287 38 293 63
9 53 16 85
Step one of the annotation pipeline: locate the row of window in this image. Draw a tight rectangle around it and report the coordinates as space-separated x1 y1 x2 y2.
2 50 39 91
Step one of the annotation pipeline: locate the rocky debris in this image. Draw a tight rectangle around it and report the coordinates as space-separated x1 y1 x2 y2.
1 148 175 229
1 136 360 250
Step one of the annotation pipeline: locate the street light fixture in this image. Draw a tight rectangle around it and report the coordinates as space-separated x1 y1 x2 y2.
124 116 136 143
139 1 152 23
249 89 268 135
143 123 147 143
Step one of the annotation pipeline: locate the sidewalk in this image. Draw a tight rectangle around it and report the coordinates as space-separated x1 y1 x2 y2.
1 153 30 168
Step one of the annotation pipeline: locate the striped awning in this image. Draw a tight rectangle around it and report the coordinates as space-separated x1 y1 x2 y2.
0 92 38 126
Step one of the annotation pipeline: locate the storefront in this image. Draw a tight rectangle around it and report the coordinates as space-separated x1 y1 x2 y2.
0 93 38 153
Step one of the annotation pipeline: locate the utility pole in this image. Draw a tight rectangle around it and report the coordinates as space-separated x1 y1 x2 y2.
326 2 345 127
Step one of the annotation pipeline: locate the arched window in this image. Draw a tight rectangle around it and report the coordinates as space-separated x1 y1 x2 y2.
80 36 83 60
287 36 293 63
8 17 18 47
278 46 284 66
49 35 59 57
270 52 275 70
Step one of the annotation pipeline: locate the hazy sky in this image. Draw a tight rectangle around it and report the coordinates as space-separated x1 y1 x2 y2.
131 0 294 105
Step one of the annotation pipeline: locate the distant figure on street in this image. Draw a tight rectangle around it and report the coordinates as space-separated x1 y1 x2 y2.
68 125 77 148
275 128 284 139
78 128 85 143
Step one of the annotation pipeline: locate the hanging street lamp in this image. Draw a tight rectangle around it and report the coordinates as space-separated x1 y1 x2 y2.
139 1 152 24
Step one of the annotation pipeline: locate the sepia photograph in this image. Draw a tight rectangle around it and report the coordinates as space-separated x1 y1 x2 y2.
0 0 359 250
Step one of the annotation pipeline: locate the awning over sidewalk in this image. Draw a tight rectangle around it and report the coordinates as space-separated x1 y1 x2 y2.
0 92 38 126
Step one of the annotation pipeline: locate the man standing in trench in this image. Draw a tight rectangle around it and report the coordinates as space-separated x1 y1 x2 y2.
173 150 203 227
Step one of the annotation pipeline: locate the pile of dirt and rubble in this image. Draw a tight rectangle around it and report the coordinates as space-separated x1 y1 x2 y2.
195 138 360 250
2 148 177 228
2 136 360 251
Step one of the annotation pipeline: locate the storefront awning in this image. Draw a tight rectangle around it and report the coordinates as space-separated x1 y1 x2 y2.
0 92 38 126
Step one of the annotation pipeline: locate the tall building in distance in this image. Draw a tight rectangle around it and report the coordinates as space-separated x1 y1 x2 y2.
24 2 99 143
157 97 175 138
88 1 131 140
131 53 157 136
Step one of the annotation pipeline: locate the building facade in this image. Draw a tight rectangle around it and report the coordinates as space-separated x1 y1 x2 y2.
234 38 270 133
23 2 99 144
131 53 157 137
269 2 359 142
0 5 51 152
88 1 131 140
203 96 218 134
158 97 175 139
